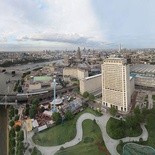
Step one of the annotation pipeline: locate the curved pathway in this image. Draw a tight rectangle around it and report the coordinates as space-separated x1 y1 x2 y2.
26 113 148 155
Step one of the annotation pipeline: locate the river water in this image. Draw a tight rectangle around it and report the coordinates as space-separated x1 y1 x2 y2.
0 59 62 94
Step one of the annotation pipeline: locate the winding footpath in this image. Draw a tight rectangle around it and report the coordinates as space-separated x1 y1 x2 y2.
26 112 148 155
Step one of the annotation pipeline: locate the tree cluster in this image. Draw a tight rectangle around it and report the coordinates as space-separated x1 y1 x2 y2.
83 91 95 101
52 112 62 124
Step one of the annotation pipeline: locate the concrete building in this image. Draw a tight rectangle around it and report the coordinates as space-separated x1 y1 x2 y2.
63 67 88 80
102 58 130 112
130 74 135 97
131 64 155 90
64 55 69 66
80 74 102 95
76 47 81 60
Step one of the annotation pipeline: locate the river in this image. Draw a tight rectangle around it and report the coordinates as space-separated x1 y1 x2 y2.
0 59 63 94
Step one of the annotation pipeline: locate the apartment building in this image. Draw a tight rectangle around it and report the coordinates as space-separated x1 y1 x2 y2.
102 58 130 112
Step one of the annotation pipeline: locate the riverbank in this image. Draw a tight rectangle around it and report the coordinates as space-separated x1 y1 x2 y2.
0 106 8 155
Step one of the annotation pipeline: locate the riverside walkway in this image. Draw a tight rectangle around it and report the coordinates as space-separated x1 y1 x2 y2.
26 113 148 155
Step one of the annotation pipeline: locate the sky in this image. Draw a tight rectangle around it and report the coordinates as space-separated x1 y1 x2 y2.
0 0 155 51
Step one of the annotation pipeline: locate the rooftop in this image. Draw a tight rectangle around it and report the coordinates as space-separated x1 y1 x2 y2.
131 64 155 74
84 74 102 80
34 76 52 82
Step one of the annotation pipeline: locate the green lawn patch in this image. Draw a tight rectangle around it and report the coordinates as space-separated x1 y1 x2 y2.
30 147 42 155
152 95 155 101
32 108 102 146
55 119 110 155
106 117 142 139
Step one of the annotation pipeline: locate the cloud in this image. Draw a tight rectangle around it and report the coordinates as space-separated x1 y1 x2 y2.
17 32 103 47
0 0 105 50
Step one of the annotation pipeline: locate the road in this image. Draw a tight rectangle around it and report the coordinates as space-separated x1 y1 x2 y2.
25 113 148 155
0 106 8 155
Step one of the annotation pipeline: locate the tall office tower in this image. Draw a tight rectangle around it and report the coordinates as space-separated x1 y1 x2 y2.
64 55 69 65
102 58 130 112
119 44 121 52
76 47 81 59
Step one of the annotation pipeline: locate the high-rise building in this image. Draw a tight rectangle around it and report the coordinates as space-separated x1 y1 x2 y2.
76 47 81 59
64 55 69 65
102 58 130 112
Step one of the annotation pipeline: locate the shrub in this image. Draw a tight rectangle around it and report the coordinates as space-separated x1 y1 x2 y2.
15 125 21 132
9 121 15 127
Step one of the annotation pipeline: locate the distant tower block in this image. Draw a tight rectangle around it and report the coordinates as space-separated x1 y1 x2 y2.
119 44 121 53
76 47 81 59
64 55 69 65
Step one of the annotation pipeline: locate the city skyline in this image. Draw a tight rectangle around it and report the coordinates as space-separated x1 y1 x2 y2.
1 0 155 51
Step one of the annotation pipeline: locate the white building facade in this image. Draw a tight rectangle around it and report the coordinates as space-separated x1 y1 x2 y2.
80 74 102 95
102 58 130 112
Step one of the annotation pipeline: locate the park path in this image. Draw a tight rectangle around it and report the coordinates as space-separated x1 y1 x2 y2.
25 113 148 155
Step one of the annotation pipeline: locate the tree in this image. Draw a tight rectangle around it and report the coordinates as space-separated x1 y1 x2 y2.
29 105 37 118
146 114 155 130
52 112 62 124
10 138 16 147
25 108 29 116
89 94 95 101
9 108 15 118
40 107 45 113
9 121 15 127
110 106 117 116
9 148 15 155
15 125 21 132
136 113 145 123
9 128 15 138
15 109 18 115
65 110 74 120
74 87 79 93
17 86 22 93
16 142 24 155
14 115 19 121
32 98 40 106
17 130 24 141
83 91 89 98
21 78 24 85
125 115 138 129
142 108 148 119
134 106 140 115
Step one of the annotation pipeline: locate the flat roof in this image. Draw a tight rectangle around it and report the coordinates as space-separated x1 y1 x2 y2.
32 120 39 128
50 98 63 105
43 110 53 116
131 64 155 74
84 74 102 80
34 76 52 81
38 124 47 132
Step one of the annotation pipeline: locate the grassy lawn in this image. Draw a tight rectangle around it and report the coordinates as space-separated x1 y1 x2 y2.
117 125 155 155
30 147 42 155
33 108 102 146
152 95 155 101
55 119 110 155
106 117 142 139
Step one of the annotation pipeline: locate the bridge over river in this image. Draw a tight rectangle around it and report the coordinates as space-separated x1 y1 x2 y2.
0 85 78 105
